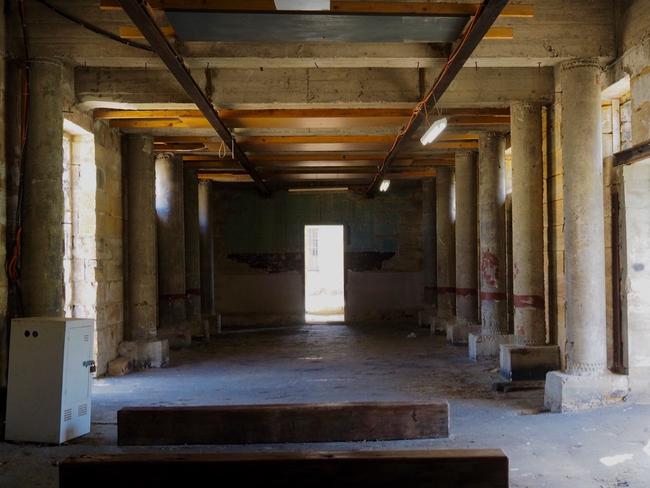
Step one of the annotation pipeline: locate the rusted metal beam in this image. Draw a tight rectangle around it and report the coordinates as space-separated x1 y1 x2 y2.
117 0 271 196
366 0 509 196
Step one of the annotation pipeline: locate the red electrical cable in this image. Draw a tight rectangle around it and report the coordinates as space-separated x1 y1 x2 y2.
382 4 485 159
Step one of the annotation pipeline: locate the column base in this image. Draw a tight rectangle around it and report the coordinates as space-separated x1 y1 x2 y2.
118 339 170 369
468 333 516 361
446 322 480 345
499 344 560 381
544 371 629 412
417 306 435 329
158 323 193 349
629 367 650 402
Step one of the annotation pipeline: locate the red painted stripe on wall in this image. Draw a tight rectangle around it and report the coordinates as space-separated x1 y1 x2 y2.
513 294 545 309
479 291 507 301
456 288 478 296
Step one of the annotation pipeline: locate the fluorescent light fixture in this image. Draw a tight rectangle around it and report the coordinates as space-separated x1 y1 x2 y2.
379 180 391 192
288 187 348 193
274 0 330 10
420 117 448 146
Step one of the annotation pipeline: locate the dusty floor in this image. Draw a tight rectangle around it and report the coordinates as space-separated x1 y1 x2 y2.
1 322 650 487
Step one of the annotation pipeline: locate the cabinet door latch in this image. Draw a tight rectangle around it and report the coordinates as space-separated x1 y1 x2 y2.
83 360 97 373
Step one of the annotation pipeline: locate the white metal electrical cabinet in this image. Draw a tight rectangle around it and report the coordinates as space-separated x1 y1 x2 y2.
5 318 95 444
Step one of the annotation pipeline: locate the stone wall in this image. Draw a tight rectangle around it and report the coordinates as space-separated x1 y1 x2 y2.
62 66 124 376
212 183 424 325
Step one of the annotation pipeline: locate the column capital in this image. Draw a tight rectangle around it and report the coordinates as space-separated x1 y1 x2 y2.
510 100 542 112
480 130 505 139
454 150 476 158
560 57 603 73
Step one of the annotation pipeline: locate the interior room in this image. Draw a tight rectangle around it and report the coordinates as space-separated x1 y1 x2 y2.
0 1 649 487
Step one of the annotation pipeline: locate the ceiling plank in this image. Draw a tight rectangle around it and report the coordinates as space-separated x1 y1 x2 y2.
117 0 271 196
101 0 532 18
119 25 513 40
366 0 509 196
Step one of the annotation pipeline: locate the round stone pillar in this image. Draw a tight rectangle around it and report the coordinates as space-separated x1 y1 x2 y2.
198 180 215 317
478 132 508 336
510 102 546 345
436 167 456 324
126 134 158 341
455 151 479 326
422 179 436 306
184 168 202 322
561 59 607 376
155 154 186 326
21 59 65 316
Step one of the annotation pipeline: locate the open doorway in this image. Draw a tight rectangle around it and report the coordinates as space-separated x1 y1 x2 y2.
304 225 345 323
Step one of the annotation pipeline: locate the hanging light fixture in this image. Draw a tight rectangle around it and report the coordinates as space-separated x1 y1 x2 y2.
379 180 391 192
420 117 448 146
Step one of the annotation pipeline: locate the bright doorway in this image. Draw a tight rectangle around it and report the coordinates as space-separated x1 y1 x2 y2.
304 225 345 323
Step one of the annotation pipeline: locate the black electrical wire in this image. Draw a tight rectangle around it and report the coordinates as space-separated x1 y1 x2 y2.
34 0 155 53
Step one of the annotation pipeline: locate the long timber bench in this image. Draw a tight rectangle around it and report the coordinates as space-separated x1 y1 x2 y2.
117 401 449 446
60 449 509 488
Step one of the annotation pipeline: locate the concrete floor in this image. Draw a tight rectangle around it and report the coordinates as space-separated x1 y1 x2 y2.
1 322 650 487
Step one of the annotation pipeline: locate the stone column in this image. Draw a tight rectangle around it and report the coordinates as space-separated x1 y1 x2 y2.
500 102 560 380
421 178 436 328
21 59 65 316
544 59 627 411
184 168 202 325
122 134 168 368
155 154 186 327
198 180 215 317
469 132 514 360
435 167 455 332
448 151 478 344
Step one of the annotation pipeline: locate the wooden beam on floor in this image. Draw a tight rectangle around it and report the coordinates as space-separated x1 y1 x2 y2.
118 402 448 445
366 0 509 196
101 0 533 18
60 450 510 488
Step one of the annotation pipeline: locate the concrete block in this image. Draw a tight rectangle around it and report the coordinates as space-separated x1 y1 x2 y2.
417 307 435 329
544 371 629 412
107 356 131 377
118 340 169 369
158 324 192 350
446 322 479 345
468 333 516 361
500 344 561 381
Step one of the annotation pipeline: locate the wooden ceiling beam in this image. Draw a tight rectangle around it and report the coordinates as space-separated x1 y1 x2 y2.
119 25 513 40
102 0 533 18
96 108 510 120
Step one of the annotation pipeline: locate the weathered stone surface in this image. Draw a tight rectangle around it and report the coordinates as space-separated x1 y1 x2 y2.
118 340 169 369
107 356 131 377
469 333 516 361
544 371 629 412
500 345 560 381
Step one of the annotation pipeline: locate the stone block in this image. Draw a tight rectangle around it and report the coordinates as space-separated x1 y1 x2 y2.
118 339 169 369
500 344 561 381
544 371 629 412
468 333 516 361
446 322 479 345
158 324 192 350
108 356 131 377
